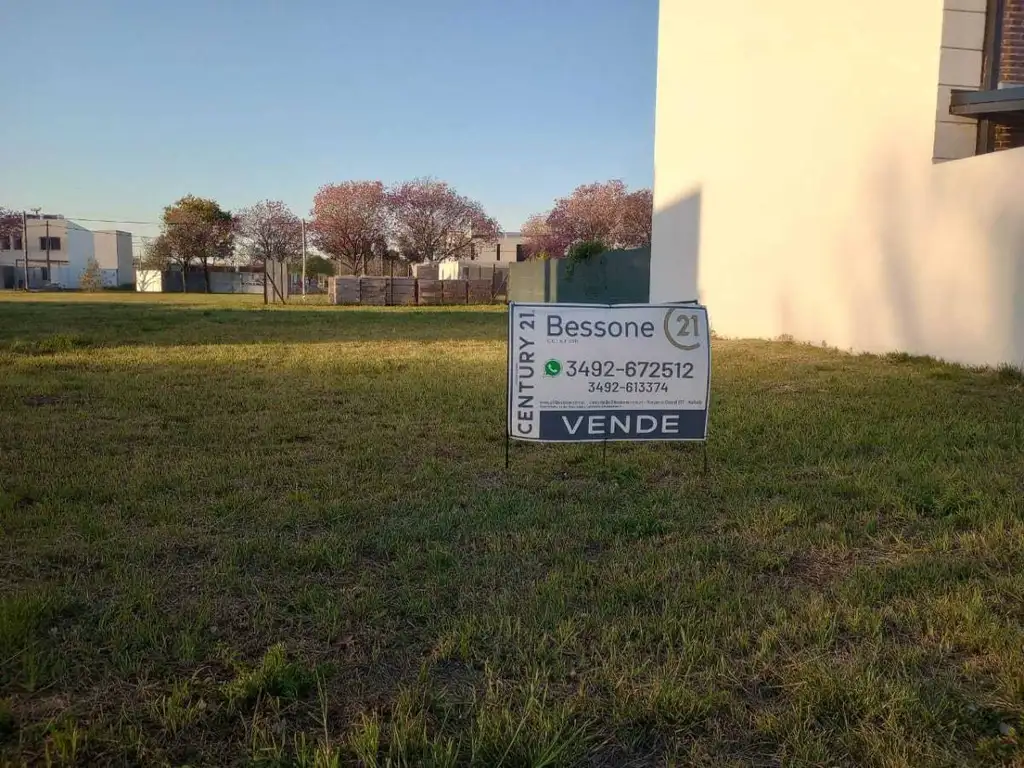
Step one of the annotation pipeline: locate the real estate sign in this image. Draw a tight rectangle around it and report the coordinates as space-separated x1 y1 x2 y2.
507 303 710 442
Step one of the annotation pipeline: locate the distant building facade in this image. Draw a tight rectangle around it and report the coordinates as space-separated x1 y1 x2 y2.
470 232 528 264
0 214 134 289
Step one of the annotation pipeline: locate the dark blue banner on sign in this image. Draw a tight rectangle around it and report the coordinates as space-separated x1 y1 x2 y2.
539 410 708 442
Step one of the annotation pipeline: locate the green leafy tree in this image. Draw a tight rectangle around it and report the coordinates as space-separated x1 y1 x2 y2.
290 254 334 278
161 195 234 292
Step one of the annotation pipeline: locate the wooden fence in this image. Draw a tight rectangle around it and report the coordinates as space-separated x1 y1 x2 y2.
328 275 505 306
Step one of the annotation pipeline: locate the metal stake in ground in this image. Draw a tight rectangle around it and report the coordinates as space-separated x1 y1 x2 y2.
505 304 512 471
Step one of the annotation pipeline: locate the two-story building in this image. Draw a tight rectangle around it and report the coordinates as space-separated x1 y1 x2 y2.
471 231 529 264
651 0 1024 367
0 214 133 289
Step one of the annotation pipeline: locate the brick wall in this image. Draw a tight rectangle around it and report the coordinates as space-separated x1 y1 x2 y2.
995 0 1024 148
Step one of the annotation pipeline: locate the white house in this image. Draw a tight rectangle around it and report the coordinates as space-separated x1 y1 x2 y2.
471 232 528 264
651 0 1024 368
0 215 134 289
93 229 134 287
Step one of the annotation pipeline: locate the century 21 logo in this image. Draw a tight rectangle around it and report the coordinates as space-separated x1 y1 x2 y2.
663 308 702 351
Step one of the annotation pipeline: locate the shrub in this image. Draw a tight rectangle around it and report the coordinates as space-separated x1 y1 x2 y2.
566 240 607 264
78 258 104 292
565 240 607 277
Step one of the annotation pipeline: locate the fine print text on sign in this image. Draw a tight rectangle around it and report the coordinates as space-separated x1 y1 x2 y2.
507 303 710 442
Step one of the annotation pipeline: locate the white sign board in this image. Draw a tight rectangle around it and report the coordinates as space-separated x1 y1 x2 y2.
507 303 710 442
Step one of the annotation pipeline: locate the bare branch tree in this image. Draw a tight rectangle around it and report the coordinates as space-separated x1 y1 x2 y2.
141 234 172 270
235 200 303 267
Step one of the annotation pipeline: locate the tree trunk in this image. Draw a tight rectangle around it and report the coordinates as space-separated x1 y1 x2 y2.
203 261 211 293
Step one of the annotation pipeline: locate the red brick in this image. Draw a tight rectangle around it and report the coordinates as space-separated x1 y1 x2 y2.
992 1 1024 148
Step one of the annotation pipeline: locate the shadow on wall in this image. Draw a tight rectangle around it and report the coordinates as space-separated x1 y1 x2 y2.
651 187 702 304
864 148 1024 366
774 144 1024 368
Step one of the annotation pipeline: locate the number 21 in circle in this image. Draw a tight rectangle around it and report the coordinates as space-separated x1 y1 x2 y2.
663 308 702 351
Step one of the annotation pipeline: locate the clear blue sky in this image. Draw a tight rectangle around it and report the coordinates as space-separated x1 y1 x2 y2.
0 0 658 242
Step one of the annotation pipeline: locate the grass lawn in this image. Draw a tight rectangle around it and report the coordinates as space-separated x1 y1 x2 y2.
1 291 1024 766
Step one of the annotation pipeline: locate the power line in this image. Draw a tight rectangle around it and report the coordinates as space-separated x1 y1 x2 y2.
60 216 161 225
26 215 237 228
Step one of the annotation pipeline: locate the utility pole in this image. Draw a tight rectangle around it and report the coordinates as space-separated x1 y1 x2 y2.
45 218 51 283
21 211 29 290
300 217 307 298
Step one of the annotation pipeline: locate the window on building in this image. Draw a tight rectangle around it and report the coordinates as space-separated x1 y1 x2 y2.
496 243 501 261
13 234 22 251
39 236 61 251
0 236 9 251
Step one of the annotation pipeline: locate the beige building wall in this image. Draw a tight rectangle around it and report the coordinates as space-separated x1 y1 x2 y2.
0 218 72 271
652 0 1024 368
473 233 526 264
94 230 134 285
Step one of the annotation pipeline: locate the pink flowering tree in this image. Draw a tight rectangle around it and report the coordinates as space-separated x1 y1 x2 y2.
522 181 653 259
547 180 627 250
309 181 391 275
617 188 654 248
0 207 21 243
520 212 563 260
387 178 500 263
